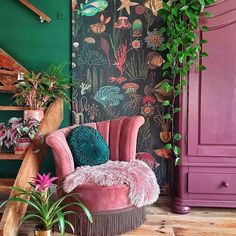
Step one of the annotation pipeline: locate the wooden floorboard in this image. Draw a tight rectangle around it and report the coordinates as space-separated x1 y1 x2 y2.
15 199 236 236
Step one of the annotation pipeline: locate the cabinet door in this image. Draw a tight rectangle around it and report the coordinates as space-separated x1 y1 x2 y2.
188 0 236 158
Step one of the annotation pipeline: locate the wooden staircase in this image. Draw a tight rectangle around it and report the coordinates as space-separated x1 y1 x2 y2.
0 98 64 236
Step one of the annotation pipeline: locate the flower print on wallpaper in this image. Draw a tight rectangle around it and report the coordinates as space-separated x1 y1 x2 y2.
71 0 173 193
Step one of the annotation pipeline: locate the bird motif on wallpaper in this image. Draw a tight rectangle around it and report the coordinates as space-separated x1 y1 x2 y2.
117 0 139 15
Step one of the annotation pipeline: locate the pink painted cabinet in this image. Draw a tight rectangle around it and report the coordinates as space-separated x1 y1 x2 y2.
173 0 236 213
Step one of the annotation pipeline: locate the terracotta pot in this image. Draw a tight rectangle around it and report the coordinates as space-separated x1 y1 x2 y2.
160 131 171 143
34 227 54 236
24 110 44 121
14 137 31 154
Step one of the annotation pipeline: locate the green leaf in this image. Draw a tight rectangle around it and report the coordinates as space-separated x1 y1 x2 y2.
174 145 181 156
64 220 75 234
158 27 167 35
204 12 214 18
199 0 205 11
201 26 209 32
162 62 170 70
161 81 172 93
174 90 181 97
21 213 47 227
162 100 171 106
57 211 65 236
174 108 181 113
198 65 207 71
180 5 188 11
200 52 208 57
175 157 181 166
180 80 187 86
174 133 182 141
200 39 208 44
165 143 172 150
164 114 171 120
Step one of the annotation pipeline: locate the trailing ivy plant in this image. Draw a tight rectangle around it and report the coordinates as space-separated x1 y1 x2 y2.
158 0 215 165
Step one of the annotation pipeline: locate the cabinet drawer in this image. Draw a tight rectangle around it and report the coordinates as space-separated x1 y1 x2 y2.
188 173 236 194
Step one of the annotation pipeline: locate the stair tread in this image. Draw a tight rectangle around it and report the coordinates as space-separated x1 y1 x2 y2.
0 106 28 111
0 179 15 194
0 153 24 160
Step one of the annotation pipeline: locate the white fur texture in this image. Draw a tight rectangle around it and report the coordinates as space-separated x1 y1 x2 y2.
63 160 160 207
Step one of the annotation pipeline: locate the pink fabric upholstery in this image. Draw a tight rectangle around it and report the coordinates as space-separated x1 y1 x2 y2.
46 116 145 211
73 183 132 211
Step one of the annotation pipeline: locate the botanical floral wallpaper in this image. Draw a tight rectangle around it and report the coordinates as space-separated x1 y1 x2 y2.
71 0 172 195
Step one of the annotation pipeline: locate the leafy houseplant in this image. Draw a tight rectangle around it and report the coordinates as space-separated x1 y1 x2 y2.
14 64 72 120
0 173 93 236
0 117 42 154
157 0 215 165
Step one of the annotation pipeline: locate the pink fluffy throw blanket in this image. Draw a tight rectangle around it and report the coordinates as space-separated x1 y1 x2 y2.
63 160 160 207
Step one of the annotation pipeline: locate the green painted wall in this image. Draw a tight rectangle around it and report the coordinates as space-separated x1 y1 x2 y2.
0 0 71 177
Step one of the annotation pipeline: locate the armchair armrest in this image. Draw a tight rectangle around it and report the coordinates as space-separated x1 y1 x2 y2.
46 130 75 182
136 152 159 169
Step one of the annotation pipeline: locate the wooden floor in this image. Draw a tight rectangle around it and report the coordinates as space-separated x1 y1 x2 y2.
17 198 236 236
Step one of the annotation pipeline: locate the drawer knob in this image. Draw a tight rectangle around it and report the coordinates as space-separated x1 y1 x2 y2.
222 181 229 187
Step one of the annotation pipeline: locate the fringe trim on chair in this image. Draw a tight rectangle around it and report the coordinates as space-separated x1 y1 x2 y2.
65 206 146 236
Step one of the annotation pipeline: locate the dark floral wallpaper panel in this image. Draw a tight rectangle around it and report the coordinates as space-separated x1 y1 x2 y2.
71 0 172 195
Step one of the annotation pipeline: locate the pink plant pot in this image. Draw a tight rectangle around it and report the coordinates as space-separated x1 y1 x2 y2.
14 137 31 155
24 110 44 121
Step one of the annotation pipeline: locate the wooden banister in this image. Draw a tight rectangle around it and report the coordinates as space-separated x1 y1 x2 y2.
19 0 51 23
0 98 63 236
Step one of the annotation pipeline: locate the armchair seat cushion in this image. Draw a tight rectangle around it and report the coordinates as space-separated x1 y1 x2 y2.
72 183 132 211
63 160 160 208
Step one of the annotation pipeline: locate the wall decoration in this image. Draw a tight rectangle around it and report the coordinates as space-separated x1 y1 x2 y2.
72 0 171 193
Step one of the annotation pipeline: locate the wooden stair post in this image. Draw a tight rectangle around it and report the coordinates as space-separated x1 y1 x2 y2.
0 98 64 236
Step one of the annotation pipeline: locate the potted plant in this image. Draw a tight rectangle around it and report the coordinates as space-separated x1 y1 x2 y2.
0 117 42 154
14 64 72 121
0 173 93 236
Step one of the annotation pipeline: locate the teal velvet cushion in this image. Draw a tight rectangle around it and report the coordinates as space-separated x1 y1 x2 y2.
67 125 109 167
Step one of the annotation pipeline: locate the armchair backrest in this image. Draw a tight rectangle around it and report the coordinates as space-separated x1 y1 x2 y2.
46 116 145 180
85 116 145 161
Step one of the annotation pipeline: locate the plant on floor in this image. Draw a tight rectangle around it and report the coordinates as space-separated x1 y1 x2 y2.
158 0 215 165
14 64 72 110
0 173 93 236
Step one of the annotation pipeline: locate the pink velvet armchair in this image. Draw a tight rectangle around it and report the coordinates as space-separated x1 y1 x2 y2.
46 116 153 236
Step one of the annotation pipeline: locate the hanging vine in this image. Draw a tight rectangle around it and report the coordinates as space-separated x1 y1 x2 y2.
158 0 215 165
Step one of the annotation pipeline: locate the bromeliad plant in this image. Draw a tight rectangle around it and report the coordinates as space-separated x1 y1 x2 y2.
157 0 215 165
0 173 92 235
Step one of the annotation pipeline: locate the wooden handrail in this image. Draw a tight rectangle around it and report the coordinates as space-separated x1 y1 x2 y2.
0 70 16 75
19 0 51 23
0 98 63 236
